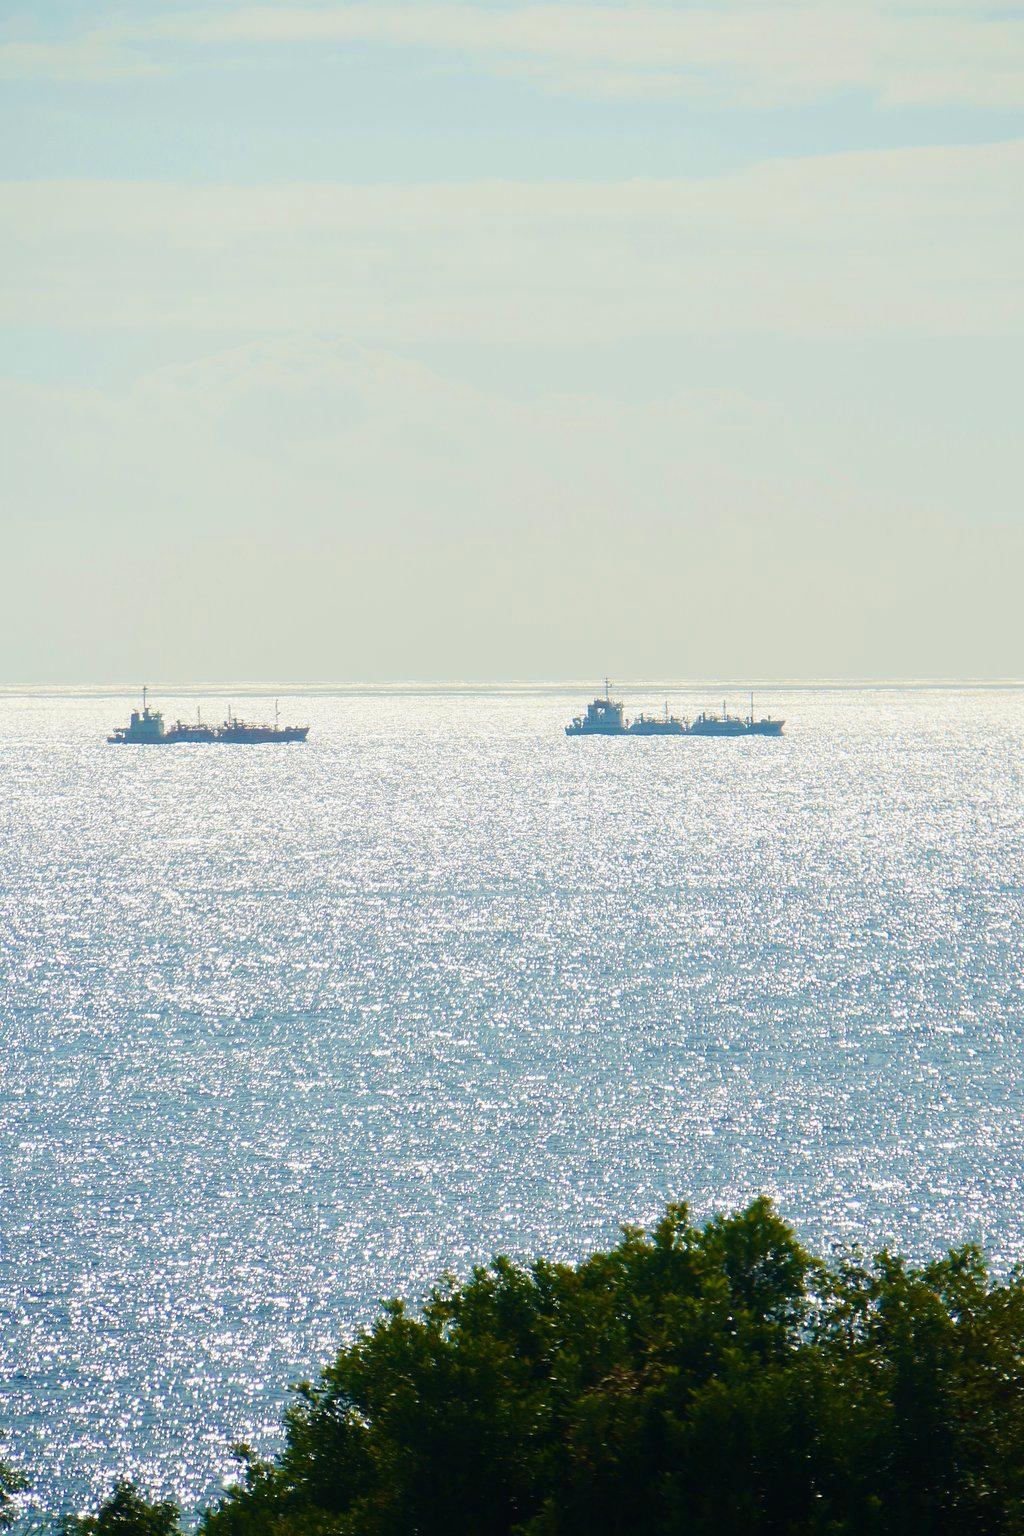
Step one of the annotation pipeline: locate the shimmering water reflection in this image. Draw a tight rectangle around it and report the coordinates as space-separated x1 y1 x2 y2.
2 685 1024 1519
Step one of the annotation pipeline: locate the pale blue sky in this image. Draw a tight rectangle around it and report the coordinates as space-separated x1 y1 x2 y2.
5 2 1021 187
2 2 1023 682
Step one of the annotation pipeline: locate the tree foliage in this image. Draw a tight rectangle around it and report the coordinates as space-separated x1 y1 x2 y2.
177 1197 1024 1536
66 1481 181 1536
0 1443 26 1532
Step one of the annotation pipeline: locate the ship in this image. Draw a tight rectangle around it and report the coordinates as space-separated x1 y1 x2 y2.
107 689 310 744
565 683 784 738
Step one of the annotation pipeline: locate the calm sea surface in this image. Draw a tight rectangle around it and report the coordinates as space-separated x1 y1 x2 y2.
2 685 1024 1519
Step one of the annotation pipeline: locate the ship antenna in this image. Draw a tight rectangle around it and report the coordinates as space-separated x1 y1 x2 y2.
275 699 280 729
605 676 610 701
143 683 147 713
749 688 754 725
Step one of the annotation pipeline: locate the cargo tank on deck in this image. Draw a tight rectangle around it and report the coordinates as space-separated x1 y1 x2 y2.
628 705 687 736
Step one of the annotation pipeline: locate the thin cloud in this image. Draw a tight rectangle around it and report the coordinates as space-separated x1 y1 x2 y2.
0 32 158 82
2 143 1022 341
2 2 1022 107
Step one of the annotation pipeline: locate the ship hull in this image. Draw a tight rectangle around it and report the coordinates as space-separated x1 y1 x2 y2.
565 725 628 736
566 719 785 738
108 726 310 744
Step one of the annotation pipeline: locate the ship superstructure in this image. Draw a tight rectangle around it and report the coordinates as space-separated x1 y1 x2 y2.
565 681 628 735
107 687 170 743
108 690 310 744
565 684 784 738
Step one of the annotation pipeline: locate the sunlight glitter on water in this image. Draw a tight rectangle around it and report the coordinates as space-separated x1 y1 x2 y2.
2 685 1024 1520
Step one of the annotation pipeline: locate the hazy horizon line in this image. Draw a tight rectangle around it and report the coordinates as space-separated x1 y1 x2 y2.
5 677 1024 698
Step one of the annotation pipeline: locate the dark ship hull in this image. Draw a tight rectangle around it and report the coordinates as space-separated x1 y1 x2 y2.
566 721 784 737
565 721 630 736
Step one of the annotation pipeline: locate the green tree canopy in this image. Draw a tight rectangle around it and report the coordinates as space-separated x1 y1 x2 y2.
0 1443 26 1532
66 1482 180 1536
181 1197 1024 1536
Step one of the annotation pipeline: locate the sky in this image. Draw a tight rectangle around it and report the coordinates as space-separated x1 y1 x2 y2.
2 0 1023 684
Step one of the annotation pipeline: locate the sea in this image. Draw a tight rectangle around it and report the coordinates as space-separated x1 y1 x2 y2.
2 684 1024 1522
